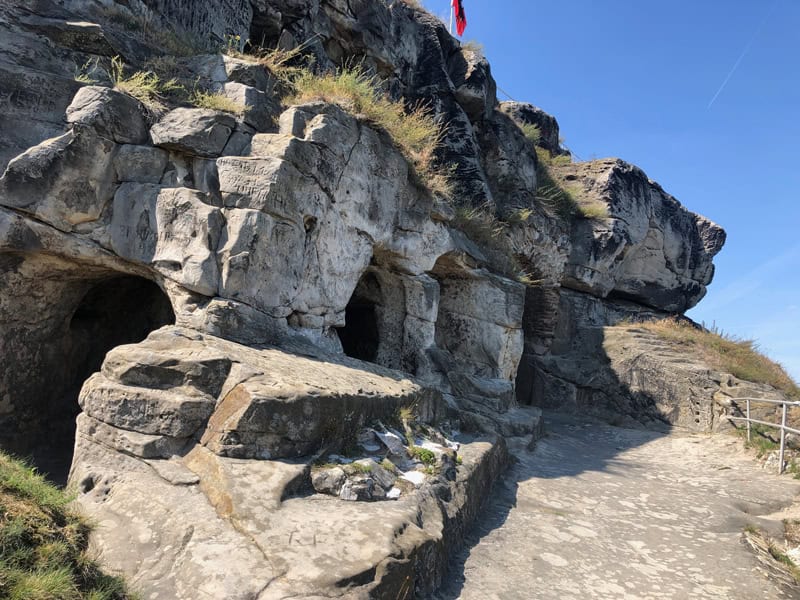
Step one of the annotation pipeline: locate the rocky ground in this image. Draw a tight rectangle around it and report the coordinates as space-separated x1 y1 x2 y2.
439 412 800 600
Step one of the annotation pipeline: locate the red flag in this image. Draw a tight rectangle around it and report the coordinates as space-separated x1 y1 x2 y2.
452 0 467 36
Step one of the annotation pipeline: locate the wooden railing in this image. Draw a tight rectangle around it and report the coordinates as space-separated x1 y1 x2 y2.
727 397 800 474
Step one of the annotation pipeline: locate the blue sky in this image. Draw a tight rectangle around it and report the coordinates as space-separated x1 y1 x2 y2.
422 0 800 381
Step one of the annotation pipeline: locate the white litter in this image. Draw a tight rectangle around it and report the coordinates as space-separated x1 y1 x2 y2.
401 470 427 486
386 487 402 499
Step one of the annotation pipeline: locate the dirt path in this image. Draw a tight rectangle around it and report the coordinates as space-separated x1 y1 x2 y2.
438 413 800 600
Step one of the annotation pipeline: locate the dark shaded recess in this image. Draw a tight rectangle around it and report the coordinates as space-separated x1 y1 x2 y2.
37 276 175 485
337 272 381 363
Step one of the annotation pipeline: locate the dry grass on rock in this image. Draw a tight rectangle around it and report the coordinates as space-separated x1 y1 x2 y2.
639 319 800 399
287 66 451 198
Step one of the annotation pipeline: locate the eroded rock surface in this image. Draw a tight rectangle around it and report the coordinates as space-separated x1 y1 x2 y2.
0 0 738 597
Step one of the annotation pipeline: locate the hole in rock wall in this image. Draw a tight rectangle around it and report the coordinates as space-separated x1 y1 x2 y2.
29 276 174 485
338 271 381 363
336 267 414 371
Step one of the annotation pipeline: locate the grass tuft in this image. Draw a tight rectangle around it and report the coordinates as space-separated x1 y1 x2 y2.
534 148 609 221
451 204 522 278
107 56 183 114
286 65 451 197
0 452 136 599
227 45 307 85
409 447 436 466
461 40 484 55
638 319 800 399
520 123 541 144
188 90 246 114
346 462 373 476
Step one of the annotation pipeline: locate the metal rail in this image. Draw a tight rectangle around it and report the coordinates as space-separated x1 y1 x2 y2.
728 398 800 474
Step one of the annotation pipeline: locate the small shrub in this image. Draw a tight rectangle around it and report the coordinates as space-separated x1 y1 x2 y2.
461 40 484 55
520 123 541 144
576 199 610 220
638 319 800 399
409 447 436 466
107 56 183 113
380 459 397 473
188 90 246 114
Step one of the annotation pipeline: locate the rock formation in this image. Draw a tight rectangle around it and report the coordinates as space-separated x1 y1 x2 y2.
0 0 767 597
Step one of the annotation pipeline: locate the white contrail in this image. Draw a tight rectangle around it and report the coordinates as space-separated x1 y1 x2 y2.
707 0 780 109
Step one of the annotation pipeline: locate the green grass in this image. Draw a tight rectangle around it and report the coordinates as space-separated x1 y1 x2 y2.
738 423 780 458
639 319 800 399
286 65 451 197
409 447 436 466
0 452 136 599
520 123 541 144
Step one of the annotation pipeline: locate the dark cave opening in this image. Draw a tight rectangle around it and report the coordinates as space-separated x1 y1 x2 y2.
337 271 381 364
33 276 175 486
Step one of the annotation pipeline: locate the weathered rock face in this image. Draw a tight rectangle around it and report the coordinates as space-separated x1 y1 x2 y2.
556 159 726 312
518 293 791 432
0 0 733 597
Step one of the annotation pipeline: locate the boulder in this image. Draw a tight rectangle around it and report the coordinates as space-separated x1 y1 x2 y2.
500 101 563 155
150 108 236 157
114 144 168 183
222 81 279 132
66 86 150 145
312 466 347 495
0 129 118 231
107 184 223 296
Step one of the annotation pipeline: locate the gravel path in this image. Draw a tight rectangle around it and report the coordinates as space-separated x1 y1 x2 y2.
439 413 800 600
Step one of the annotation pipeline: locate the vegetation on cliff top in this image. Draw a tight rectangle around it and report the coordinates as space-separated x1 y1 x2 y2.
640 319 800 399
287 65 451 198
529 143 610 222
0 452 136 600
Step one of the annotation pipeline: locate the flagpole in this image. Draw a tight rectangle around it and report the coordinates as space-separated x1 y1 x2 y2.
449 0 453 34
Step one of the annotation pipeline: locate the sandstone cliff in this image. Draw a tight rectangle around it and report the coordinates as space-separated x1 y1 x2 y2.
0 0 764 598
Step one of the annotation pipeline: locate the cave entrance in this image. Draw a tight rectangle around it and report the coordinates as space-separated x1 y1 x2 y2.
338 270 382 363
32 275 175 486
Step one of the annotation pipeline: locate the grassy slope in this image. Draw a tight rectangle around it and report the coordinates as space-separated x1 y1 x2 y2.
0 452 135 600
639 318 800 400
